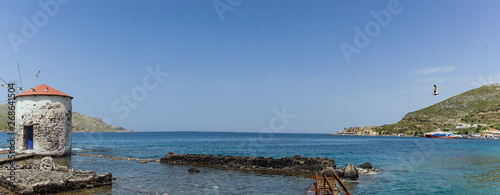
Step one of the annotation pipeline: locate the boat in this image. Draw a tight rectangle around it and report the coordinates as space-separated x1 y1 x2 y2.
424 130 456 139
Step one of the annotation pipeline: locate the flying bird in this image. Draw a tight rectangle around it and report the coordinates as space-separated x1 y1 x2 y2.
433 85 439 96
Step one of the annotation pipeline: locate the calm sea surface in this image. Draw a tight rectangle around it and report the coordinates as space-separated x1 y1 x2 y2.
1 132 499 194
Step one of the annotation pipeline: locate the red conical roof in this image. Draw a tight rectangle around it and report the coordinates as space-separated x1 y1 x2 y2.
16 84 73 99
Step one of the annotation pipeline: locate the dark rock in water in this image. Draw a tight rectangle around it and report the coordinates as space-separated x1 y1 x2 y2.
343 164 359 181
321 167 336 177
160 152 337 175
322 167 344 178
335 169 344 178
358 162 373 169
188 168 200 173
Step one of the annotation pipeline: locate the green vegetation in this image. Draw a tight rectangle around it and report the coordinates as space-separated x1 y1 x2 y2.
72 112 133 132
376 83 500 135
0 104 133 132
0 103 11 131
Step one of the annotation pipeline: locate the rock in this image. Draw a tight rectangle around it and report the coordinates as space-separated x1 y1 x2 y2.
188 168 200 173
0 159 112 194
321 167 337 177
139 160 148 163
358 162 373 169
40 157 56 171
160 152 337 175
335 169 344 178
343 164 359 181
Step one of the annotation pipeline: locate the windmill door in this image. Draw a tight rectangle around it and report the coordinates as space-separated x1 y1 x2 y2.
26 126 33 150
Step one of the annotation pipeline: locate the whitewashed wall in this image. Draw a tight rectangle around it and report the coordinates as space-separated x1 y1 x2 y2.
15 95 72 156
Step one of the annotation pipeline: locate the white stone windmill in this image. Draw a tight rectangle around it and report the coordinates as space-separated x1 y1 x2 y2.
14 84 73 156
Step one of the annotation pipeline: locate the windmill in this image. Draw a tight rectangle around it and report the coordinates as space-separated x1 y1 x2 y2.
0 63 41 103
17 62 24 92
0 76 10 91
28 70 41 90
0 76 12 104
15 62 41 92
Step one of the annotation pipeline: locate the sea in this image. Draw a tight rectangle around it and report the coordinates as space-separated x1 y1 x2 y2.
0 132 499 194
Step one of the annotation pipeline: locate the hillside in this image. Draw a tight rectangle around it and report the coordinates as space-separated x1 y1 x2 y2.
0 104 133 132
375 83 500 135
72 112 133 132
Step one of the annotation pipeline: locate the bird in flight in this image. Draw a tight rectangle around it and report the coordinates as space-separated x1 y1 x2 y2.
433 85 439 96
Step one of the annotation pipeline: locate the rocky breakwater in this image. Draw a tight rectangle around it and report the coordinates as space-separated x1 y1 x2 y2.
160 152 338 175
0 157 112 194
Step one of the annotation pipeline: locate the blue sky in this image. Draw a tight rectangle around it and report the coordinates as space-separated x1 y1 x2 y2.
1 0 500 133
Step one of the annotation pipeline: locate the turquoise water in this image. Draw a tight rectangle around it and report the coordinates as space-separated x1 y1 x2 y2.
1 132 499 194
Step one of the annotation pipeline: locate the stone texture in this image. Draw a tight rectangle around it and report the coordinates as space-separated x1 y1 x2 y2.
358 162 373 169
320 166 346 178
321 167 337 177
15 95 72 156
357 162 378 174
343 164 359 181
0 157 111 194
160 152 337 175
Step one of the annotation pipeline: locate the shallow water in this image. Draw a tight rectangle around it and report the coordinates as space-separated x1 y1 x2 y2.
1 132 499 194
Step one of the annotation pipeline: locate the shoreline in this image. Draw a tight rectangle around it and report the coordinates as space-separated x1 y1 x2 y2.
0 131 134 133
329 133 496 139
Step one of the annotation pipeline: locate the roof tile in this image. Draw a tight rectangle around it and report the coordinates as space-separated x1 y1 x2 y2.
15 84 73 99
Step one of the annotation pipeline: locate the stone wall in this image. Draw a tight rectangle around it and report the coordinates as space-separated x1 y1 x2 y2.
15 96 72 156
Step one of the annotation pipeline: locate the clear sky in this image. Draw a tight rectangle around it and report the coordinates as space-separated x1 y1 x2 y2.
1 0 500 133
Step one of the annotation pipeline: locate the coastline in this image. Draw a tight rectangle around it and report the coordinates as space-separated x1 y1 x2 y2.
0 130 135 133
1 131 497 194
328 133 494 139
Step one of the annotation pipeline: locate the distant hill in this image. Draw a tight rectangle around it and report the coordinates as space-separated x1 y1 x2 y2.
375 83 500 135
0 104 11 131
72 112 133 132
404 83 500 124
0 104 133 132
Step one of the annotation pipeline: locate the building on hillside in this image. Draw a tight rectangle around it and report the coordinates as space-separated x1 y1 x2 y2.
455 123 471 129
357 129 378 136
456 123 488 129
14 84 73 156
493 130 500 138
337 127 360 135
481 128 500 138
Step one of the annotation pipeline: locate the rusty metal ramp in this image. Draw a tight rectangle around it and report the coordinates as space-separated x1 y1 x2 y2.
306 172 351 195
